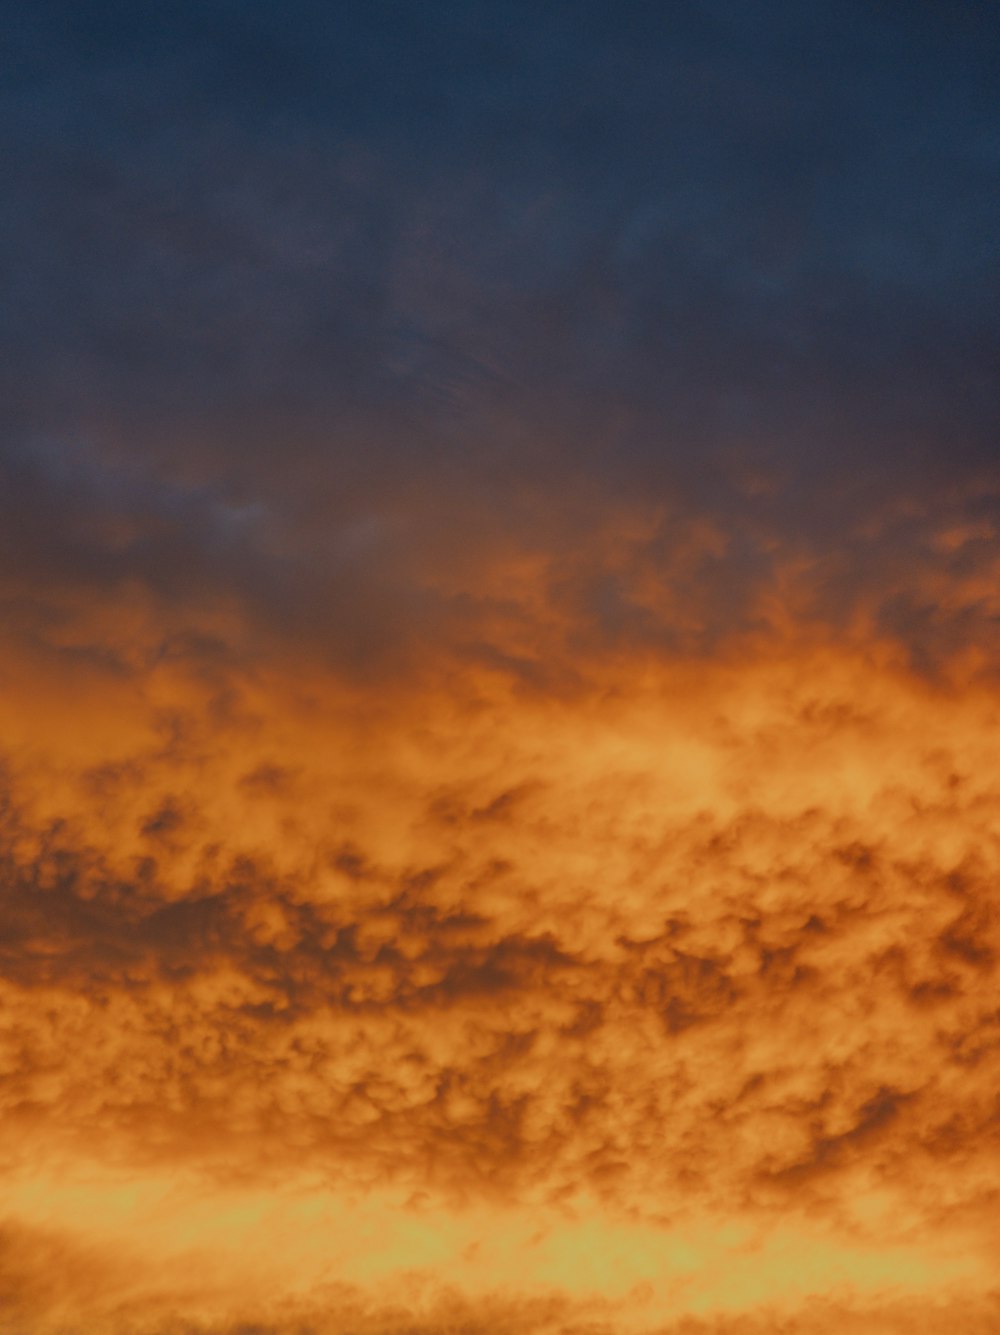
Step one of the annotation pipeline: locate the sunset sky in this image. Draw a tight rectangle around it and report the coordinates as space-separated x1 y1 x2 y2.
3 2 1000 1332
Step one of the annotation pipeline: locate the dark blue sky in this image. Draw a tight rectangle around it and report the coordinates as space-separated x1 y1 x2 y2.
3 0 999 674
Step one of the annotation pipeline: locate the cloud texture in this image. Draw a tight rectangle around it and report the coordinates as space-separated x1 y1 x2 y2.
2 1 1000 1331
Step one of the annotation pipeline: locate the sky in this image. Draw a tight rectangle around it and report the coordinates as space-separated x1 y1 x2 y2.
1 2 1000 1332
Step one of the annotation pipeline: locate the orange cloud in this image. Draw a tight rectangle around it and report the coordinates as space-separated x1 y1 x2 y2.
2 607 1000 1332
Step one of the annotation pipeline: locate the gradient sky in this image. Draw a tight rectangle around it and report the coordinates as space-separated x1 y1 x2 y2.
2 3 1000 1333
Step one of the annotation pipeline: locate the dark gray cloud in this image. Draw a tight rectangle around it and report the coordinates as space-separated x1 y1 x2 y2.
2 0 998 680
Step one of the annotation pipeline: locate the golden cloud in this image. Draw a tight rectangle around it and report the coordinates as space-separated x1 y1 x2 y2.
2 589 1000 1333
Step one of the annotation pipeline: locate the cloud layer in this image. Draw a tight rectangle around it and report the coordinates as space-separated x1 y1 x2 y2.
3 1 1000 1330
3 641 1000 1330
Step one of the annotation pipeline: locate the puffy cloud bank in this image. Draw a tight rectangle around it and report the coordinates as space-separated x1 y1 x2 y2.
2 1 999 1330
3 630 1000 1331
